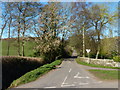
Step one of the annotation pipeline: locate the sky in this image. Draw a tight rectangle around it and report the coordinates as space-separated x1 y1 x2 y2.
0 0 120 2
0 1 119 38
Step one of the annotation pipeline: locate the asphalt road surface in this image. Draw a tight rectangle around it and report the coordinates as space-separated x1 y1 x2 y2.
16 58 118 88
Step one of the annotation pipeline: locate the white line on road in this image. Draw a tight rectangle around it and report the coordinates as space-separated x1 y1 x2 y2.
69 68 72 73
93 81 102 84
74 72 80 78
62 75 68 85
79 83 89 85
61 84 75 87
74 76 90 79
61 75 75 87
44 86 56 88
74 72 90 79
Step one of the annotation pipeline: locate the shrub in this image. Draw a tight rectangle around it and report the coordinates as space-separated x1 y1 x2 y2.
89 53 96 58
113 56 120 62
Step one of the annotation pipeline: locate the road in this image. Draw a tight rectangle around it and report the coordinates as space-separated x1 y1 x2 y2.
16 57 118 88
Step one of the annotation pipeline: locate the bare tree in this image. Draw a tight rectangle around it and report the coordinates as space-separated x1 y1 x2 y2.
0 5 9 40
87 4 117 59
7 2 42 56
70 2 92 57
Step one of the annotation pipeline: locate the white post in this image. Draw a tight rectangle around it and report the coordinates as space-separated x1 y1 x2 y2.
86 49 91 64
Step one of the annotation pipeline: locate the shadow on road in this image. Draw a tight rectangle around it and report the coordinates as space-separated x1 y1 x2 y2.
69 56 78 58
63 56 78 61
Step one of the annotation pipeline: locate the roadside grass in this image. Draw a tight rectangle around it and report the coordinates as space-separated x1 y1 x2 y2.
88 69 120 80
76 58 120 69
9 59 62 88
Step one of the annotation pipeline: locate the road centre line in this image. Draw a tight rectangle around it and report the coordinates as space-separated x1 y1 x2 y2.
69 68 72 73
62 75 68 85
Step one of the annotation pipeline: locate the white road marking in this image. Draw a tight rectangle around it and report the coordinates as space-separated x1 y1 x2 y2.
79 83 89 85
61 75 75 87
74 72 80 78
74 72 90 79
61 75 68 85
74 76 90 79
44 86 56 88
93 81 102 84
69 68 72 73
61 84 75 87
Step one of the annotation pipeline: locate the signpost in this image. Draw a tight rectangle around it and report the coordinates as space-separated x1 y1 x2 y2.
86 49 91 64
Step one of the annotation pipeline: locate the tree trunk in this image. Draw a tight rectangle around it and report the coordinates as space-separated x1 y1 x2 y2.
22 20 26 56
7 18 12 56
18 22 21 56
96 47 100 59
95 22 100 59
96 31 101 59
22 40 25 56
0 19 8 40
22 36 25 56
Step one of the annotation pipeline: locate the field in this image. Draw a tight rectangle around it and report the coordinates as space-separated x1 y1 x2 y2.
1 39 36 56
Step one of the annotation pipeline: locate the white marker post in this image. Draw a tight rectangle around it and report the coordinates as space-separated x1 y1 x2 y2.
86 49 91 64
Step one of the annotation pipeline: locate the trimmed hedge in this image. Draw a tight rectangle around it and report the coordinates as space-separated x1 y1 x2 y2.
9 59 62 88
2 56 45 90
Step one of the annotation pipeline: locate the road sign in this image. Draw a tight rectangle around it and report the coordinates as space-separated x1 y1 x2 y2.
86 49 91 53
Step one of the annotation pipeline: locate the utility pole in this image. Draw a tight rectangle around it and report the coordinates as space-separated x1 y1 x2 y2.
83 24 85 57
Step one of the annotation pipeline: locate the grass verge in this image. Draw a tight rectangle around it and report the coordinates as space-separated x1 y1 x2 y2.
88 69 120 80
9 59 62 88
76 58 120 69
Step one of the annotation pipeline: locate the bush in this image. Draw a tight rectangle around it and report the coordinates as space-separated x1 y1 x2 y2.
113 56 120 62
89 53 96 58
33 51 40 57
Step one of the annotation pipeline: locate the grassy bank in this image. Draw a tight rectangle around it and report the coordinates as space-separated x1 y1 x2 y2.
76 58 120 69
89 69 120 80
9 59 62 88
